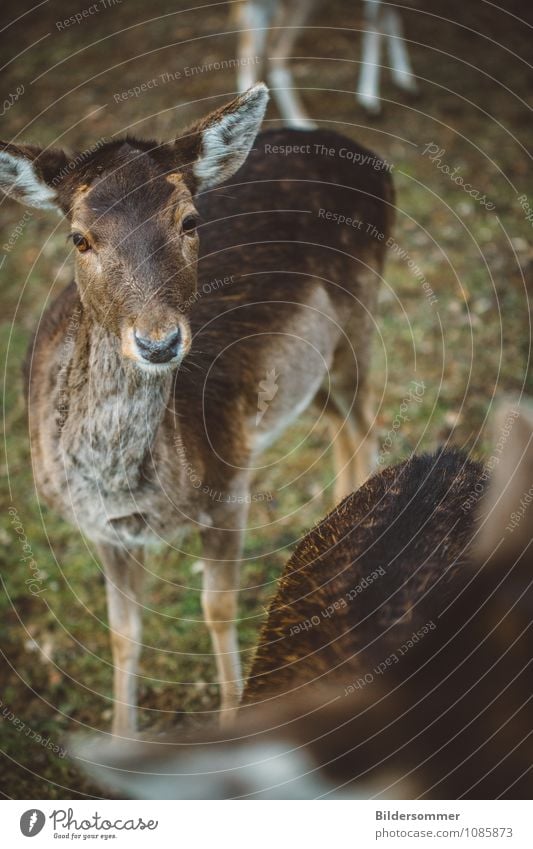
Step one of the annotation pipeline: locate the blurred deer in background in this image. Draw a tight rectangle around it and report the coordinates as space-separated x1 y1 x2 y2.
237 0 418 127
73 402 533 798
0 84 393 736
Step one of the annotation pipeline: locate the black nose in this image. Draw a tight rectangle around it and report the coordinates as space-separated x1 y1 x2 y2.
134 327 181 364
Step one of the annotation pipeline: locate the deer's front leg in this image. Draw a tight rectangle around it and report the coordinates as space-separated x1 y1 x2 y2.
97 543 145 737
236 0 272 92
200 523 245 726
357 0 384 115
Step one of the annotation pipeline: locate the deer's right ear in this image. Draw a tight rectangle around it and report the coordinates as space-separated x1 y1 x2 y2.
0 142 69 210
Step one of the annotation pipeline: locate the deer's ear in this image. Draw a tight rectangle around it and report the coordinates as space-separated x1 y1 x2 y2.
176 83 269 193
477 401 533 562
0 142 69 210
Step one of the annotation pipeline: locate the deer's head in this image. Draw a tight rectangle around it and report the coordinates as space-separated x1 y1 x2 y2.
0 84 268 371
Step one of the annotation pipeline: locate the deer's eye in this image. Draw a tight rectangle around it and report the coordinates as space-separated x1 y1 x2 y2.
181 215 198 235
71 232 91 253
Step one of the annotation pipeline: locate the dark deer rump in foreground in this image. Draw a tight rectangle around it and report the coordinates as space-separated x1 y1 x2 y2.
242 450 483 704
73 415 533 798
242 447 533 799
1 85 394 733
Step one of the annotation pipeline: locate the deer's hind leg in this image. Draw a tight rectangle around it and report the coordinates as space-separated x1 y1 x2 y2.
320 342 376 504
321 390 374 504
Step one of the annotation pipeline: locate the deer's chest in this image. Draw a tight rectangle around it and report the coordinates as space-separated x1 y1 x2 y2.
43 383 188 547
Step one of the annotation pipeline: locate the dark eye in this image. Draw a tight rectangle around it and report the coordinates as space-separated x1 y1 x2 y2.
181 215 198 235
71 232 91 253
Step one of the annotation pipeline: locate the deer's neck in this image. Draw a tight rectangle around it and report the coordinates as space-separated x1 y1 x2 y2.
61 313 174 491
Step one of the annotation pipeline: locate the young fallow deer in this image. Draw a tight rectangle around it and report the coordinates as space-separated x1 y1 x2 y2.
1 84 393 736
74 403 533 798
237 0 418 127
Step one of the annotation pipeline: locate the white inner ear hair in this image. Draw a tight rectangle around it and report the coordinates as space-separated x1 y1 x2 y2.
0 151 58 209
194 85 269 191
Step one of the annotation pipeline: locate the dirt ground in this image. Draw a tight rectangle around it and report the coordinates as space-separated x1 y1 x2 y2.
0 0 532 798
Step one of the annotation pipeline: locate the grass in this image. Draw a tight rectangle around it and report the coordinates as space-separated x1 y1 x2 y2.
0 0 531 798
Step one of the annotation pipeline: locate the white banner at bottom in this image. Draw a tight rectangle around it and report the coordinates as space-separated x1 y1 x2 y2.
3 799 532 848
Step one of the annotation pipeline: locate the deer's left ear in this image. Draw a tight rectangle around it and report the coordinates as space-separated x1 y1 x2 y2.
176 83 269 193
0 142 69 210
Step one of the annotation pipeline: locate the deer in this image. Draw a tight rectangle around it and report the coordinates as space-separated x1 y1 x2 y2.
0 83 394 737
71 402 533 798
236 0 418 128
